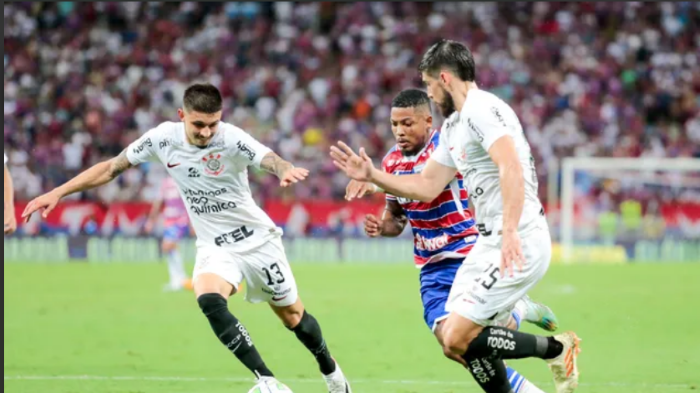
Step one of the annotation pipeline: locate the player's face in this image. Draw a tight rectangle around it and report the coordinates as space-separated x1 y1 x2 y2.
390 106 432 156
422 72 456 118
179 108 223 148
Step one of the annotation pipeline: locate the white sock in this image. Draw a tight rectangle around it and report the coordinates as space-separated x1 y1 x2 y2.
512 299 530 329
519 380 546 393
167 250 186 287
508 367 545 393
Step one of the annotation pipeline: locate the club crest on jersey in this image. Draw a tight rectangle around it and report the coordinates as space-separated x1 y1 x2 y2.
202 154 225 176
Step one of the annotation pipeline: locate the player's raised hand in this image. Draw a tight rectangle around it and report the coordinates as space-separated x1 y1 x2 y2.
500 230 526 278
345 180 376 201
279 167 310 187
21 190 61 223
364 214 384 237
4 209 17 235
330 142 374 182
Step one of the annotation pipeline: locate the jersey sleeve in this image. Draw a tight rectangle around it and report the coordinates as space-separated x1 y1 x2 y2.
430 129 457 169
466 104 511 153
381 156 397 201
126 128 161 165
229 126 273 169
4 154 7 165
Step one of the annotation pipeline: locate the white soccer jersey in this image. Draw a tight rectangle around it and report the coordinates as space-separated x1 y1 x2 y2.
126 121 282 253
431 89 545 240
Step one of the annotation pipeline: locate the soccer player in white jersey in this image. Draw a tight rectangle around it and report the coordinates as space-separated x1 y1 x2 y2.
5 153 17 235
331 40 580 393
23 84 352 393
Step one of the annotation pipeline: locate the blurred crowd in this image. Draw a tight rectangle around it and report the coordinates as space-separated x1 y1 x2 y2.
4 2 700 206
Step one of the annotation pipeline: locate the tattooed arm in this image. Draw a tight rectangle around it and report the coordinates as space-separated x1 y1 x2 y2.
22 150 135 220
260 152 294 178
259 152 309 188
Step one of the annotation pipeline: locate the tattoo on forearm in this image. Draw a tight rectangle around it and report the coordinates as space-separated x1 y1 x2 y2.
109 150 133 179
260 153 293 178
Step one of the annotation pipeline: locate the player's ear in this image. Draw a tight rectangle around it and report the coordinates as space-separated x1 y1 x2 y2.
426 114 433 128
439 71 450 86
177 108 186 121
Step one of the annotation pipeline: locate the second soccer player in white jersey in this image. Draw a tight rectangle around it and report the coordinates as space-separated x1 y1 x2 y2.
332 40 580 393
23 84 351 393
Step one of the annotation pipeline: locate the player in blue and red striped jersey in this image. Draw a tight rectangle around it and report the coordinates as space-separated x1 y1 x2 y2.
345 89 556 393
145 176 194 292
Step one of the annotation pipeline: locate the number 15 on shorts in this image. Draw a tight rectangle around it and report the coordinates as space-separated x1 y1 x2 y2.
475 264 499 290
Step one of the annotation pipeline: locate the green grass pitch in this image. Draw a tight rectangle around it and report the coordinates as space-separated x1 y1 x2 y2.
4 262 700 393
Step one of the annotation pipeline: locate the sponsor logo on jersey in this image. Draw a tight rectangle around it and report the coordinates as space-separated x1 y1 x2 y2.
132 139 152 155
202 154 225 176
209 140 226 149
236 141 256 162
443 114 460 131
183 188 237 216
159 138 182 150
215 225 255 246
415 233 449 252
490 106 507 127
467 118 485 143
188 168 201 178
397 196 420 204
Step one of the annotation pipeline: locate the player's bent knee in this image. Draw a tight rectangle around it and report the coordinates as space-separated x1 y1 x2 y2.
442 327 470 356
193 273 236 299
197 293 228 316
441 317 483 356
270 299 305 329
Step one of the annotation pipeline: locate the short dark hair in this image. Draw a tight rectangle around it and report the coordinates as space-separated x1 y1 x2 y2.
391 89 431 109
183 84 223 114
418 39 476 82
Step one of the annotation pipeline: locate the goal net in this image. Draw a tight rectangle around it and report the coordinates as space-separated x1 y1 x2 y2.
556 157 700 263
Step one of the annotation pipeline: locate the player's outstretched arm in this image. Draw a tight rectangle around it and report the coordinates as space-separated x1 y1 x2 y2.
4 164 17 235
331 142 453 203
22 150 134 221
259 152 310 188
489 136 526 276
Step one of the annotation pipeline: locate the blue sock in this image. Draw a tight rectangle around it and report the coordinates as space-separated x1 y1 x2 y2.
511 310 522 330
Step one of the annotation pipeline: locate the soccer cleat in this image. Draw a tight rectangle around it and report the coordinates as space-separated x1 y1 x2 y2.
323 362 352 393
181 278 194 291
248 376 293 393
521 295 559 332
547 331 581 393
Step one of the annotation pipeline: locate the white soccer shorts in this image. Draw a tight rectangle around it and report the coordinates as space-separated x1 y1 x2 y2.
193 237 298 307
445 224 552 326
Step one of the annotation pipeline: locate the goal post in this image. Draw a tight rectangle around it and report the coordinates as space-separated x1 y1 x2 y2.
559 157 700 264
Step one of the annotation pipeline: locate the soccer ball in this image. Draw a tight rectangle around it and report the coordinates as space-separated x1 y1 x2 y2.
247 380 293 393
